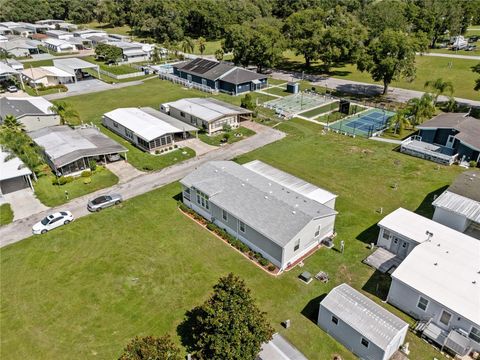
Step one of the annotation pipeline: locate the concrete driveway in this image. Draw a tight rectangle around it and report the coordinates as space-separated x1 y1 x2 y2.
65 79 113 93
179 138 217 156
106 161 144 183
258 333 308 360
3 189 48 221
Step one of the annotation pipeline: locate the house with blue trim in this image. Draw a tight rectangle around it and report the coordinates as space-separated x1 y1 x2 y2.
172 58 268 95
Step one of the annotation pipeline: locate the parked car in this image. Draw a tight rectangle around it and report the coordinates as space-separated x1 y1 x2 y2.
465 45 477 51
32 211 74 234
87 193 123 212
106 153 121 162
6 85 18 93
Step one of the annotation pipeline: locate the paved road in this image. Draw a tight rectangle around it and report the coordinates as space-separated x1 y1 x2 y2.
270 70 480 108
0 123 285 248
417 52 480 61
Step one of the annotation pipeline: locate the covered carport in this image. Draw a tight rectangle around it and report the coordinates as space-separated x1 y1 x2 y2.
0 150 33 195
0 62 24 90
53 58 101 83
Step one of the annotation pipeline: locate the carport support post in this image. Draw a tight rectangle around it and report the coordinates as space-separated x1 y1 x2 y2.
96 65 101 80
26 174 34 191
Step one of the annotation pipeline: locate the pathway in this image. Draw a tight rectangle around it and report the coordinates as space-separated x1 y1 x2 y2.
0 123 285 248
44 79 145 100
417 52 480 61
179 138 217 156
105 161 144 184
369 137 403 145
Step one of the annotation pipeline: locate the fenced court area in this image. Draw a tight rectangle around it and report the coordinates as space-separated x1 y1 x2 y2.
327 108 396 138
263 92 334 118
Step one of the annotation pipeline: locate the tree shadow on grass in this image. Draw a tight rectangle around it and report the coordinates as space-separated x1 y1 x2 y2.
177 306 203 353
362 270 392 301
415 185 448 218
301 294 327 324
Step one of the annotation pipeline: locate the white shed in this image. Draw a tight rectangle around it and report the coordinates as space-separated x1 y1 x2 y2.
318 283 408 360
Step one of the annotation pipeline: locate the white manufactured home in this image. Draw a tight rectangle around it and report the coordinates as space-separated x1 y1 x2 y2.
318 283 408 360
180 160 337 271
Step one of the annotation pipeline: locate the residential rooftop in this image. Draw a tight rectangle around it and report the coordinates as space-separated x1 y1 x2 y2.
0 149 32 181
0 97 55 120
321 283 408 350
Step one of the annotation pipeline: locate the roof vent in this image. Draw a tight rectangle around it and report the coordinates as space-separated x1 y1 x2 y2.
434 262 438 266
269 191 273 194
241 183 245 187
268 182 272 186
246 178 249 182
292 210 296 214
473 280 477 285
264 195 268 199
214 169 218 173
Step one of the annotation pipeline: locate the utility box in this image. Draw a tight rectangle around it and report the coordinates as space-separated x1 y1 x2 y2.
287 82 299 94
339 100 350 114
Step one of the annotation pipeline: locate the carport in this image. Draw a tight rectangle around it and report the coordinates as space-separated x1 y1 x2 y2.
0 62 24 90
53 58 101 83
0 150 33 195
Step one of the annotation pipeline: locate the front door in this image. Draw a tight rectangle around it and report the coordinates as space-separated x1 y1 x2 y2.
446 135 455 148
398 240 410 259
389 237 400 254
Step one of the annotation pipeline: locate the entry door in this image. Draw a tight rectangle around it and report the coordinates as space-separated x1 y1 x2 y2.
389 237 400 254
446 135 455 148
398 240 410 259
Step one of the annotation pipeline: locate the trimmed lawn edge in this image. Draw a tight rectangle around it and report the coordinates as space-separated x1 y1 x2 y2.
0 204 14 226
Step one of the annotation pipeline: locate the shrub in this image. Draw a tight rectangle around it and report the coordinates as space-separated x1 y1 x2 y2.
155 150 160 154
174 144 178 148
169 146 173 150
469 160 478 168
64 176 74 183
89 160 97 171
238 242 249 253
267 264 276 272
206 223 216 231
56 176 67 185
83 177 91 184
254 252 262 260
259 258 269 267
143 165 153 171
179 203 189 212
81 170 92 177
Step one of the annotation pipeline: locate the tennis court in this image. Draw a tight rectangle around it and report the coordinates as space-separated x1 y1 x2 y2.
264 93 333 118
328 108 396 137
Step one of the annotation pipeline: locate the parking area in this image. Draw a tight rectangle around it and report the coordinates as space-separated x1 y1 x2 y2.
65 78 113 93
3 188 48 221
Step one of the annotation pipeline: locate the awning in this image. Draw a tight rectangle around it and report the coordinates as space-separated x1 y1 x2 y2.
423 322 448 346
252 79 261 84
444 330 471 356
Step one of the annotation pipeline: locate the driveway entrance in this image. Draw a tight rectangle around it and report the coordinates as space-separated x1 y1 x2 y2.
3 189 48 221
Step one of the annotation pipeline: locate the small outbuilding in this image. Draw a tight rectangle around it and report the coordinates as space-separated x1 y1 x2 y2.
0 149 33 195
318 283 408 360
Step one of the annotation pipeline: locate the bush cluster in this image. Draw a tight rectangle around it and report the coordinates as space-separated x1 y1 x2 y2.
180 202 276 272
51 175 73 185
81 170 92 177
38 84 68 92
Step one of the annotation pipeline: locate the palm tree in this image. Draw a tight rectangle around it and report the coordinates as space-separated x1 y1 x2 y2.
388 110 411 135
181 37 195 54
1 115 25 132
48 101 80 125
214 49 224 61
197 37 206 55
407 93 436 126
424 78 454 104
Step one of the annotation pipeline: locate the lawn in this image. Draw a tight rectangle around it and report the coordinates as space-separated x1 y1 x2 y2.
83 56 141 75
193 39 223 55
81 21 133 37
198 126 255 147
263 86 290 97
21 59 54 67
0 204 14 226
24 85 67 97
0 118 460 359
34 166 119 207
280 51 479 100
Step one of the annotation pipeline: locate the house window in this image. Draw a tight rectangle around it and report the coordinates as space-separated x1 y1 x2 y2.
361 338 369 348
222 209 228 221
382 229 391 240
112 121 118 128
196 190 209 210
314 226 321 238
417 296 429 311
294 239 300 252
183 187 190 201
469 327 480 343
180 111 185 118
439 311 452 326
331 316 338 325
125 128 134 139
239 221 245 233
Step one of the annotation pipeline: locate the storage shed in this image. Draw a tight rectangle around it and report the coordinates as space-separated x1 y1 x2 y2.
318 283 408 360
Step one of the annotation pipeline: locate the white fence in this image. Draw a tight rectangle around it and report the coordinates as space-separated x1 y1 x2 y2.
159 73 218 94
99 69 144 80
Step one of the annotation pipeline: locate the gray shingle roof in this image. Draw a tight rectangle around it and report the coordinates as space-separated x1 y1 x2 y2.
0 97 53 119
30 125 127 168
321 284 408 350
219 67 267 84
180 161 336 246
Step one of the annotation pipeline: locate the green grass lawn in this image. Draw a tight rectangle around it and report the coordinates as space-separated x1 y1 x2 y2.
24 85 67 97
192 39 223 55
0 204 14 226
34 166 119 207
198 126 255 146
83 56 141 75
21 59 54 67
263 86 290 97
0 118 460 359
81 21 133 37
280 51 479 100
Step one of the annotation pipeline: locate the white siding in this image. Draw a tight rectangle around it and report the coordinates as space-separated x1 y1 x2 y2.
433 207 469 232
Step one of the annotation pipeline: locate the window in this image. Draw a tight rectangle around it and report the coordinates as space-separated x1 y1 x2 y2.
125 128 134 139
382 229 391 240
112 121 118 128
239 221 245 233
294 239 300 252
439 311 452 326
222 209 228 221
331 316 338 325
196 190 209 210
417 296 429 311
180 111 185 118
314 226 321 238
361 338 369 348
183 187 190 201
469 327 480 343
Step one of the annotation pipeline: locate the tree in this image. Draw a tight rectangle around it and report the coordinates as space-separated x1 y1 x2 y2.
214 49 224 61
424 78 454 104
388 109 411 135
185 273 273 360
1 115 25 132
197 37 206 55
95 44 123 64
407 93 435 125
241 93 256 110
181 37 195 54
473 63 480 92
283 9 324 68
95 0 127 27
357 30 420 95
360 0 408 38
118 335 181 360
151 47 161 63
48 102 79 125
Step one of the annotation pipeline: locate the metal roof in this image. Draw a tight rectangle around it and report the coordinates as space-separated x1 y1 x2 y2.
433 191 480 223
164 97 251 123
390 210 480 325
244 160 337 205
320 283 408 350
0 96 55 119
180 161 337 247
53 58 98 72
0 149 32 181
103 108 190 141
0 62 18 76
140 107 198 132
30 125 127 168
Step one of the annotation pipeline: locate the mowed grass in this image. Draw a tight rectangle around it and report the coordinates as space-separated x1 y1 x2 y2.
0 118 461 359
0 203 14 226
34 166 119 207
281 51 479 100
198 126 255 146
